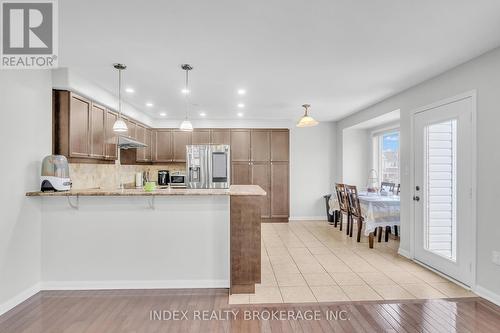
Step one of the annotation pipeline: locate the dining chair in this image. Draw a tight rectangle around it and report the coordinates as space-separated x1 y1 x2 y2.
380 182 395 193
395 183 400 195
335 183 350 233
345 185 364 242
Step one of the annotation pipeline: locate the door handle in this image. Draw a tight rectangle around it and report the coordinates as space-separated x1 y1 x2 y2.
413 196 420 202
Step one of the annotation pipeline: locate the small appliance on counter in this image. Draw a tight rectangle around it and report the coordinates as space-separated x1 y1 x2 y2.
169 172 186 188
40 155 72 192
186 145 230 189
158 170 170 186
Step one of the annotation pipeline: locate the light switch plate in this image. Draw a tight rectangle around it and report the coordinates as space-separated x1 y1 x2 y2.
492 251 500 266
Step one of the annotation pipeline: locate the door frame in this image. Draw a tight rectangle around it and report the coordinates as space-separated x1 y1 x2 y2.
409 90 477 289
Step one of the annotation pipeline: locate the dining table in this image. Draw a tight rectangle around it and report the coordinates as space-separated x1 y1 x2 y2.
328 191 400 246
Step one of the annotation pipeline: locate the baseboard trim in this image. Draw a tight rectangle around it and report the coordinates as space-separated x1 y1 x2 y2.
41 280 230 290
397 248 411 259
474 285 500 306
0 283 41 316
289 216 326 221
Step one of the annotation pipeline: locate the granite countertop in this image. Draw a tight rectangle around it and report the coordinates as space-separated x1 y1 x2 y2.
25 185 266 197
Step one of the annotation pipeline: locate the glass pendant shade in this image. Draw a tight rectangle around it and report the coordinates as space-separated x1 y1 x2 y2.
179 119 193 132
296 104 319 127
113 118 128 132
296 115 319 127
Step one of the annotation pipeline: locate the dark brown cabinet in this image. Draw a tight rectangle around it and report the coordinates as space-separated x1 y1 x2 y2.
135 124 147 162
172 130 192 162
251 162 271 218
90 103 106 159
104 111 118 160
271 161 289 218
271 130 289 162
251 130 270 162
68 94 91 158
154 129 173 162
230 130 251 161
192 129 210 144
144 129 152 161
210 129 231 145
231 162 252 185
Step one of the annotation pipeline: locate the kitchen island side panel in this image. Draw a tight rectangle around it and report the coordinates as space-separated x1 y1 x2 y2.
41 196 230 288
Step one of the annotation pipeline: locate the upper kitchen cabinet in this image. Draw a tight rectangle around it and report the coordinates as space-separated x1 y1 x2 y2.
68 93 91 158
153 129 173 162
135 124 147 162
271 129 289 162
125 118 137 140
192 129 210 144
104 111 118 160
89 102 106 159
251 130 270 162
144 128 152 161
210 129 231 145
172 130 192 162
230 129 251 161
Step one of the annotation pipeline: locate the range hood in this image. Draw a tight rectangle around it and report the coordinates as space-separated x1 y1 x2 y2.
117 135 147 149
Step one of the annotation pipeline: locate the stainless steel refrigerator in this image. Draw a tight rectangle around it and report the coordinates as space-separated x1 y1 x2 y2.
186 145 230 189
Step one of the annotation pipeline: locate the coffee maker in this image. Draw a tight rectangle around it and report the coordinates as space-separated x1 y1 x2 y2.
158 170 170 186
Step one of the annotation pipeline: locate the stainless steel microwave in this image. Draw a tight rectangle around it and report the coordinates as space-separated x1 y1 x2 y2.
169 172 186 187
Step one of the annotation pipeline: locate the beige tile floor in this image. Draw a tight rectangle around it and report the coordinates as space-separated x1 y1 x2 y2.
229 221 476 304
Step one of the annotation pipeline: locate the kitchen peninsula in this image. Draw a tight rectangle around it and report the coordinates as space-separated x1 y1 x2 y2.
27 185 265 294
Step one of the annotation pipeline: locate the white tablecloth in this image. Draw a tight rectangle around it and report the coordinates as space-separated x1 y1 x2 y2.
328 192 400 236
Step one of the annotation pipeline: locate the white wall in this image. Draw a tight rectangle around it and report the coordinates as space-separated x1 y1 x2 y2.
341 128 369 188
289 122 336 220
41 196 230 288
336 46 500 303
0 70 52 314
52 68 153 126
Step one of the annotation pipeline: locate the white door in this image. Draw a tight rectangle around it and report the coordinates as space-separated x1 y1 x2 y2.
413 95 475 286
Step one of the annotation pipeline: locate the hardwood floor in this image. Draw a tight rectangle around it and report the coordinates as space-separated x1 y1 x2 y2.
0 289 499 332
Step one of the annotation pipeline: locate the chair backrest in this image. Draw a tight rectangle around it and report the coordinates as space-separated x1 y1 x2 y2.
380 182 395 193
335 183 349 212
345 184 362 218
396 184 400 195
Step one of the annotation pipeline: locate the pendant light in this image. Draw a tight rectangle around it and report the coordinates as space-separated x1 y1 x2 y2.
112 63 128 133
179 64 194 132
296 104 319 127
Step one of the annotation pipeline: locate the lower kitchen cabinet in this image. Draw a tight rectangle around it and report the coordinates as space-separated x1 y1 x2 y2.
231 162 252 185
270 161 289 219
251 162 271 218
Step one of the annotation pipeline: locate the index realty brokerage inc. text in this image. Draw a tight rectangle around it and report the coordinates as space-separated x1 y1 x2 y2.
150 310 350 321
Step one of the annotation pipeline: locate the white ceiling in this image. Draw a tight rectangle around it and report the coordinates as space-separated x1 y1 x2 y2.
59 0 500 122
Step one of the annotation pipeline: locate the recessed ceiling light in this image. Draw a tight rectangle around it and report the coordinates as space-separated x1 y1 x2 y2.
146 102 154 107
237 112 244 117
199 112 206 117
237 103 245 108
181 88 190 94
159 112 167 117
125 87 135 93
237 89 246 95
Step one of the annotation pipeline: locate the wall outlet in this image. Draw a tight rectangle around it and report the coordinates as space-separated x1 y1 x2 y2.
492 251 500 266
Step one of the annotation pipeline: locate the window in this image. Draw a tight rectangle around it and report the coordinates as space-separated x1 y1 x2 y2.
373 130 400 185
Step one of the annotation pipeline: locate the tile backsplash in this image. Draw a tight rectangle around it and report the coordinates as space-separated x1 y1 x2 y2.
69 163 185 189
